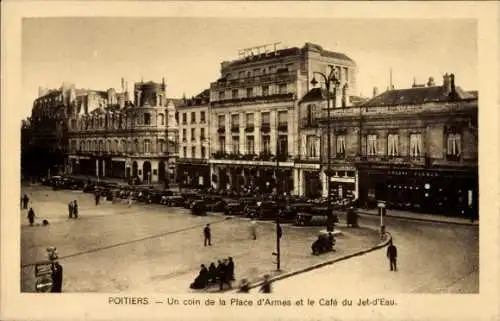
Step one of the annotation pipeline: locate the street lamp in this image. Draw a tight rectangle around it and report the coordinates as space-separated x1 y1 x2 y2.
311 65 340 233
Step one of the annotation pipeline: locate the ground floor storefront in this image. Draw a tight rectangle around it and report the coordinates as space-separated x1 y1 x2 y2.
176 162 210 189
357 166 478 217
68 155 176 186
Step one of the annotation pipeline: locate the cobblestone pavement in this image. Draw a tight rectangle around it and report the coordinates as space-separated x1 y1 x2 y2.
20 186 380 293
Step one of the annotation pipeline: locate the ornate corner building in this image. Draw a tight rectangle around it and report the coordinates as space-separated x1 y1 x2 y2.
66 79 179 185
207 42 357 195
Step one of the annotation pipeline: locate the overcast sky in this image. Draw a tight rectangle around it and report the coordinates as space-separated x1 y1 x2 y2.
22 17 477 118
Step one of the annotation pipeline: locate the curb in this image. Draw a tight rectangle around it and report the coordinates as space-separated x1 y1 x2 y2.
356 210 478 226
231 231 393 293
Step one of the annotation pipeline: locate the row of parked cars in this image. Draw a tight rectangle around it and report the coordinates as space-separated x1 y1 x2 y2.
41 176 358 226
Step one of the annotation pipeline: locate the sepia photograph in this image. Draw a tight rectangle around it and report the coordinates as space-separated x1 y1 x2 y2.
2 1 498 321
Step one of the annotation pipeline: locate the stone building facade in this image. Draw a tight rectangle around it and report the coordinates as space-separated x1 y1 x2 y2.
67 79 178 185
176 90 211 188
208 42 357 195
308 73 478 216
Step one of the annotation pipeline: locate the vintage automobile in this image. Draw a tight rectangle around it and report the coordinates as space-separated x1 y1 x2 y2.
254 201 280 220
280 203 314 223
202 196 227 212
163 194 185 207
294 206 339 226
182 192 203 209
191 200 207 215
224 197 258 216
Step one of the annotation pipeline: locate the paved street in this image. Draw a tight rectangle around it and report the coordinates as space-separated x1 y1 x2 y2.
20 185 380 293
272 214 479 294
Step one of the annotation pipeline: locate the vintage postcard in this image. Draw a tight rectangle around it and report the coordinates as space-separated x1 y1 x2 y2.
1 1 498 321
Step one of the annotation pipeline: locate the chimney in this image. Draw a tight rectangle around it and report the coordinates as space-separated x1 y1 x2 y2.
427 77 435 87
121 78 125 92
450 73 456 94
373 87 379 97
443 73 451 94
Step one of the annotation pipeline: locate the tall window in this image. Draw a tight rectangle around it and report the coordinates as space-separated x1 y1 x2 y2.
232 136 240 153
262 135 271 153
367 135 377 156
278 111 288 128
134 140 139 153
191 112 196 124
144 113 151 125
191 146 196 158
246 87 253 98
113 140 119 153
219 91 225 100
278 84 287 94
246 113 254 127
247 136 255 154
99 140 104 152
447 133 461 156
182 129 187 142
409 134 423 157
200 128 205 141
231 114 239 128
219 136 226 152
307 104 316 125
201 146 206 158
218 115 225 129
200 111 206 123
159 114 165 125
183 147 187 157
306 135 318 158
144 139 151 153
182 113 187 124
387 134 399 156
261 112 270 126
158 139 164 153
336 135 346 156
191 128 196 141
278 135 288 156
262 85 269 96
232 89 239 99
120 139 126 153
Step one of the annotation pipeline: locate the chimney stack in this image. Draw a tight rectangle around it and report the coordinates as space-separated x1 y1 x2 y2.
427 77 435 87
373 87 379 97
450 73 456 94
443 73 451 94
121 78 125 92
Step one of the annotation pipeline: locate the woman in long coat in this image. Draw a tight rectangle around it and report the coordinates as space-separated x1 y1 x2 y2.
27 207 35 226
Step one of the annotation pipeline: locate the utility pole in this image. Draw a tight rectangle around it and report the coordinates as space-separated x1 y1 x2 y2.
274 112 281 271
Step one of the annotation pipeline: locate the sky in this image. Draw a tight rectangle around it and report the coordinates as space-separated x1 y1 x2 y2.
22 17 477 118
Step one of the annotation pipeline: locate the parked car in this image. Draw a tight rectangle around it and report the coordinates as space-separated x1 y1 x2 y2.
294 206 339 226
224 197 258 216
254 201 279 220
182 192 202 209
163 194 185 207
202 196 227 212
191 200 207 216
280 203 314 222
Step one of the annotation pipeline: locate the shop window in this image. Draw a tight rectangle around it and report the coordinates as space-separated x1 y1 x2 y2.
410 134 423 157
366 135 377 156
387 134 399 156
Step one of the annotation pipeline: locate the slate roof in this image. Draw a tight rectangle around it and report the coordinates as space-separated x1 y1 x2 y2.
361 86 476 107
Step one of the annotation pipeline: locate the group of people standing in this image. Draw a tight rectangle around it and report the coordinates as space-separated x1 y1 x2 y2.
68 200 79 219
190 257 235 291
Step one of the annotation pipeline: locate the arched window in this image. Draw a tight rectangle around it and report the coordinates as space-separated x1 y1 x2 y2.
99 140 104 152
106 140 111 152
113 140 119 152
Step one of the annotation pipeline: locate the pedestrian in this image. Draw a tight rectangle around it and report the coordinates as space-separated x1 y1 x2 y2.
259 274 272 293
22 194 29 209
27 207 35 226
95 191 100 206
227 257 235 281
250 219 257 240
208 262 217 285
51 260 63 293
68 201 74 219
386 240 398 271
219 259 232 291
203 224 212 246
73 200 78 218
238 279 250 293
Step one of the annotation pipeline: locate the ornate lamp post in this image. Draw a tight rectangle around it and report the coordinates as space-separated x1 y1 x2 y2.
311 65 340 232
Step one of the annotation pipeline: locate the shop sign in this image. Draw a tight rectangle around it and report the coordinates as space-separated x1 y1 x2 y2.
209 159 294 167
294 163 321 170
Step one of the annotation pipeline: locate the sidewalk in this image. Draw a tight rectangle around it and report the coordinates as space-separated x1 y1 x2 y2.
355 208 478 226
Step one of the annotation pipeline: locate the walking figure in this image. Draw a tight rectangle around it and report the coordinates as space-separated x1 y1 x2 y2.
73 200 78 218
250 219 257 240
27 207 35 226
68 201 74 218
94 191 100 206
22 194 29 209
259 274 272 293
51 260 63 293
227 257 235 281
387 240 398 271
218 259 232 291
203 224 212 246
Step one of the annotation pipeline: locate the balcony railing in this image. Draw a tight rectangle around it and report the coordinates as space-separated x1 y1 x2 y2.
355 155 427 165
278 123 288 131
300 118 318 128
231 126 240 133
217 127 225 134
245 125 255 132
261 124 270 133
